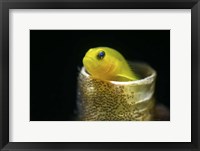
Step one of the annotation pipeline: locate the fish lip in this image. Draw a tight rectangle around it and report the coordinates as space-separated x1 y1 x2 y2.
83 56 96 72
83 56 95 65
84 56 113 74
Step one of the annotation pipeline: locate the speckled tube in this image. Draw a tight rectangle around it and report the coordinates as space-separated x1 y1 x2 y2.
77 62 157 121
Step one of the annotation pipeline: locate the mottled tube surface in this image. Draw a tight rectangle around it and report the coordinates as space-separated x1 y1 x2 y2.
77 62 157 121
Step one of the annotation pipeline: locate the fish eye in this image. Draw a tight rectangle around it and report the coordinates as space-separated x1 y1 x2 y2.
97 51 105 60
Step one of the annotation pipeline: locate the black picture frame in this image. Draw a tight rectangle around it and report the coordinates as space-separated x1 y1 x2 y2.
0 0 199 151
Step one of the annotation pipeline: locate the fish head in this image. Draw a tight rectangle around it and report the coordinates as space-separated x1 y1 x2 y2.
83 47 120 80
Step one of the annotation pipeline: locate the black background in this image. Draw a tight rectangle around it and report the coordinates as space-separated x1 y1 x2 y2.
30 30 170 121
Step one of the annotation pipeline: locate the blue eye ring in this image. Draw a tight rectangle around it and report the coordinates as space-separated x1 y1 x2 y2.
97 51 105 60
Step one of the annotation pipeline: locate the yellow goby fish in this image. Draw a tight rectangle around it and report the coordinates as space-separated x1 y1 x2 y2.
82 47 139 81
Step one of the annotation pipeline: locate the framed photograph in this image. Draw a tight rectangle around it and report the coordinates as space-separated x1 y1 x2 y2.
0 0 199 151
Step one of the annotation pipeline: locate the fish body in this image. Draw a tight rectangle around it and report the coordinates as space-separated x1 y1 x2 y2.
82 47 139 81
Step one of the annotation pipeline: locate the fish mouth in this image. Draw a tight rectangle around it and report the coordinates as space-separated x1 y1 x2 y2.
83 56 97 72
83 56 114 74
83 56 94 66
